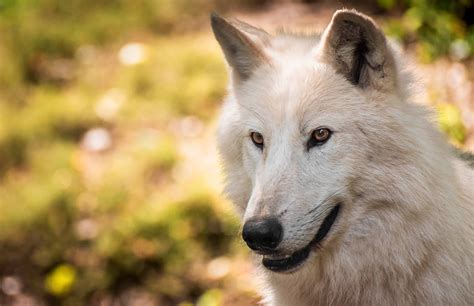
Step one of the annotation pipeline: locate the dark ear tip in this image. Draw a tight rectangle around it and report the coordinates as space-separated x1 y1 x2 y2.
333 8 365 18
332 9 377 27
210 11 218 21
210 12 232 34
210 11 224 26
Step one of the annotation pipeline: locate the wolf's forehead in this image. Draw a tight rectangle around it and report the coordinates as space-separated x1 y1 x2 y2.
270 33 321 56
241 63 357 123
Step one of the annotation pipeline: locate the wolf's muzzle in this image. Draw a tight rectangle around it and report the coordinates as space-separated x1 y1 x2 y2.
262 204 341 273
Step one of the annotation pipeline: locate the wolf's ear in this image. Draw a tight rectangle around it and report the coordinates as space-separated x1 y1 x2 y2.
211 13 270 81
318 10 396 91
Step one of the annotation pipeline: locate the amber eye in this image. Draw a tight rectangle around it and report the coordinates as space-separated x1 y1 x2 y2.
308 128 332 149
250 132 264 149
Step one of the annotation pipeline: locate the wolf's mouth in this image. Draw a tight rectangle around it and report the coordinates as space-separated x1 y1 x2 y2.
262 204 341 273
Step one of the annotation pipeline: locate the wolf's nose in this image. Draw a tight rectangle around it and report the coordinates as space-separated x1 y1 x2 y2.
242 217 283 252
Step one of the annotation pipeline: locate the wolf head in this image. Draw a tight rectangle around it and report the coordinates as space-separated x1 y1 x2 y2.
212 10 450 273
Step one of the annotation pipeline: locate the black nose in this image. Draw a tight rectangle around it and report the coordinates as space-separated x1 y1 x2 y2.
242 217 283 252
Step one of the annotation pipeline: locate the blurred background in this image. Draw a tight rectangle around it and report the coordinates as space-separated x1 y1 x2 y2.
0 0 472 305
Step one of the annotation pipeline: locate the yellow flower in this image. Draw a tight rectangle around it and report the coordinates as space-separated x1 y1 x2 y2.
44 264 77 296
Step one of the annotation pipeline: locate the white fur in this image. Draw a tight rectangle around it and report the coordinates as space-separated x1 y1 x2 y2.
214 10 474 305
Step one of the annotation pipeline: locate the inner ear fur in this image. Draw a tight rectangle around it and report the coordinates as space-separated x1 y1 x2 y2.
319 9 397 91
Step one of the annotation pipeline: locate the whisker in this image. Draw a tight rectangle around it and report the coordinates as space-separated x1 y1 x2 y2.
277 198 299 217
301 184 347 227
305 184 347 216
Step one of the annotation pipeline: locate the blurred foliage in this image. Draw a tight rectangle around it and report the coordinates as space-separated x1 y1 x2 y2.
381 0 474 62
0 0 224 91
0 0 470 305
0 0 244 305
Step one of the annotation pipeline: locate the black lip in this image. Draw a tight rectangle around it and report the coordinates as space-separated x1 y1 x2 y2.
262 204 341 273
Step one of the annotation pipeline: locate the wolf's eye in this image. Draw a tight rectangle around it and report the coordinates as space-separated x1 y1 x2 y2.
250 132 264 149
308 128 332 149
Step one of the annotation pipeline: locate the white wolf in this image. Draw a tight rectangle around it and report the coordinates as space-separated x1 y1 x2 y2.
211 9 473 306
